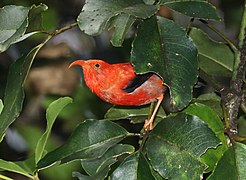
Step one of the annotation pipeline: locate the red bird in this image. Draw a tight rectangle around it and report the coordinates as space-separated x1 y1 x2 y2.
69 59 166 130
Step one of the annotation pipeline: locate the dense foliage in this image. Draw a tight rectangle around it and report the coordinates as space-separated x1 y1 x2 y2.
0 0 245 179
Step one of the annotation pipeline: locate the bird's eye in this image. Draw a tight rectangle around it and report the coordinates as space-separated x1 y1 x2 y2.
95 63 100 68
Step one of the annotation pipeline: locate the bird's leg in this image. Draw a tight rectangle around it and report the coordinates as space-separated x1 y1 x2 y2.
144 94 164 131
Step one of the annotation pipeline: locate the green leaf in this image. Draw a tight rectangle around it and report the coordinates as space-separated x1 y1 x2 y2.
110 151 155 180
184 103 227 172
189 28 234 77
208 142 246 180
0 174 13 180
105 105 166 124
0 159 32 179
26 3 48 32
238 115 246 137
37 119 129 170
159 0 220 20
109 13 135 47
131 17 198 111
193 93 222 117
0 37 50 141
146 113 220 179
77 0 157 36
81 144 134 177
0 99 3 114
35 97 73 164
143 0 156 5
0 5 29 52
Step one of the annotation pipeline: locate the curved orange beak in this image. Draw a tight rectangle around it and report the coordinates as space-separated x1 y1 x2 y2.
68 60 86 69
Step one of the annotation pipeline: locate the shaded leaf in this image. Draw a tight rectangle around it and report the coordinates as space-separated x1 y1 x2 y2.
110 151 155 180
238 115 246 137
109 13 135 47
131 17 198 111
159 0 220 20
189 28 234 77
143 0 156 5
81 144 134 176
0 159 32 179
72 171 108 180
26 3 48 32
105 105 165 124
208 142 246 180
35 97 72 164
37 119 128 169
0 38 50 141
193 92 222 117
0 5 29 52
77 0 157 35
146 113 220 179
184 103 227 172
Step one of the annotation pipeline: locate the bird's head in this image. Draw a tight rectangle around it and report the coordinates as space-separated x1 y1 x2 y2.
69 59 111 80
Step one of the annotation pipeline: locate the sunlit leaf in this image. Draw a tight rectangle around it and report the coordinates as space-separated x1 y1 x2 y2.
131 16 198 111
0 159 32 179
35 97 72 164
146 113 220 179
37 119 129 169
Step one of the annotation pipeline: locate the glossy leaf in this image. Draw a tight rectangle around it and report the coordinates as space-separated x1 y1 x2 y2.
0 159 32 179
184 103 227 172
159 0 220 20
189 28 234 77
37 119 129 169
105 105 166 124
0 5 29 52
109 14 135 47
110 151 155 180
208 142 246 180
77 0 157 35
146 113 220 179
131 17 198 111
26 3 48 32
0 38 50 141
81 144 134 177
35 97 73 164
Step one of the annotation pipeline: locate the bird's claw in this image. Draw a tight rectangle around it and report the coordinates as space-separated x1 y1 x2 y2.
144 119 153 131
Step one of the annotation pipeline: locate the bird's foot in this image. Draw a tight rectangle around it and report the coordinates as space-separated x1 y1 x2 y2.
144 119 153 131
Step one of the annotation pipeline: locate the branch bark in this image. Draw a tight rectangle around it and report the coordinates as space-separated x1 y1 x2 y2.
222 29 246 135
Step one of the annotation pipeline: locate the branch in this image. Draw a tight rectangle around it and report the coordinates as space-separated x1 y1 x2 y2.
222 28 246 134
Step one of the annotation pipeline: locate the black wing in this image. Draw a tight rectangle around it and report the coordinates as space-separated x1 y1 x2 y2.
122 72 153 93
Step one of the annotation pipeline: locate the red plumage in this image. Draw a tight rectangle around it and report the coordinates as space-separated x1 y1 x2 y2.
69 59 166 130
